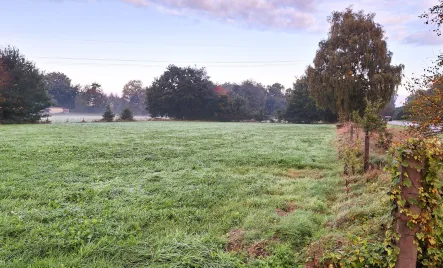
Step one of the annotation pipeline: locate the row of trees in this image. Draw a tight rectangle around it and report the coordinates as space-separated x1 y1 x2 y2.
1 45 332 124
44 73 147 115
144 9 404 123
0 47 149 124
1 7 408 125
146 65 289 121
1 45 331 124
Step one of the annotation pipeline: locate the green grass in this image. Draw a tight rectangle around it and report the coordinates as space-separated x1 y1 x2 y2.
0 122 341 267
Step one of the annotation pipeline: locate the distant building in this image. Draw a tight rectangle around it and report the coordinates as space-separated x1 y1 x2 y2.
45 107 69 114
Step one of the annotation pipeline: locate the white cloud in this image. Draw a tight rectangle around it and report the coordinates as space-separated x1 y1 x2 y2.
121 0 318 30
121 0 441 45
404 31 443 46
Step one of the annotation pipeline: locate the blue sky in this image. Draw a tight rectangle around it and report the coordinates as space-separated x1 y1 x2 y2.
0 0 442 105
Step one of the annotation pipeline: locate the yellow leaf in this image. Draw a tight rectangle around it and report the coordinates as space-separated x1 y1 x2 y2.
429 237 436 245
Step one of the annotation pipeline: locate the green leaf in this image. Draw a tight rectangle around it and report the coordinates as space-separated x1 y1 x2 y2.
403 178 412 188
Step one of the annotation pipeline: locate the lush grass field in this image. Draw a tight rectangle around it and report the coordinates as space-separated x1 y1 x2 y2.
0 122 341 267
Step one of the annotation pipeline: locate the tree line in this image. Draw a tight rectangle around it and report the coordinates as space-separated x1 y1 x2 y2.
1 7 410 125
0 45 338 124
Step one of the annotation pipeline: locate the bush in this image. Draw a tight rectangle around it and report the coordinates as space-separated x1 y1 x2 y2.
102 104 115 122
376 130 393 150
368 155 389 170
120 107 134 121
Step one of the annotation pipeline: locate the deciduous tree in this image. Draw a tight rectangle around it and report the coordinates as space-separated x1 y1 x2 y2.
75 83 107 113
44 72 79 109
406 1 443 135
407 67 443 135
122 80 146 115
420 0 443 36
307 8 403 121
284 77 323 123
146 65 215 119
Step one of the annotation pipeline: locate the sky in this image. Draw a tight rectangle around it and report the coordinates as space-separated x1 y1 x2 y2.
0 0 442 105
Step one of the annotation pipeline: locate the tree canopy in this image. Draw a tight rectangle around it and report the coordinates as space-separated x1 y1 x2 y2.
0 46 51 123
146 65 215 119
122 80 146 115
307 8 404 121
284 77 324 123
405 1 443 135
75 83 107 113
146 65 290 121
44 72 79 109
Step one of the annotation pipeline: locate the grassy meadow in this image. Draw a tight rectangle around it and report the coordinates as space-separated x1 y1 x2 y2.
0 122 341 267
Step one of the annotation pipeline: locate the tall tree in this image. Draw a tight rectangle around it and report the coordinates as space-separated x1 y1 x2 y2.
265 83 287 117
380 94 397 117
44 72 78 109
230 80 267 120
284 77 323 123
75 83 107 113
0 46 51 123
122 80 146 115
307 8 404 121
146 65 215 119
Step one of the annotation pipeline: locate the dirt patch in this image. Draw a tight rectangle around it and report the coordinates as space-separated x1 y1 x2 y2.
226 229 245 253
287 169 303 178
276 202 296 217
285 169 324 180
247 241 269 258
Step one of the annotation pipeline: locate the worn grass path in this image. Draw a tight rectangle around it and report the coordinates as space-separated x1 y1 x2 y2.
0 122 341 267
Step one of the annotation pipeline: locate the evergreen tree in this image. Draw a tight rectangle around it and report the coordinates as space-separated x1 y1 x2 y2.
102 104 115 122
0 46 51 123
120 107 134 121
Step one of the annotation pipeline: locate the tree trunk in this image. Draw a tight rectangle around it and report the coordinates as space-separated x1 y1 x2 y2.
364 132 370 172
395 155 424 268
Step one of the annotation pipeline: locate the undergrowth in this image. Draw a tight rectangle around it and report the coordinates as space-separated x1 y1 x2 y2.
305 125 395 267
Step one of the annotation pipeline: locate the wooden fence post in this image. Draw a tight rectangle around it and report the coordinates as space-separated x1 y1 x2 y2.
364 132 370 171
395 154 424 268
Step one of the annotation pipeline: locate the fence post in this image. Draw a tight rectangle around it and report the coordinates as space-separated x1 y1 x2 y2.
364 132 370 171
395 154 424 268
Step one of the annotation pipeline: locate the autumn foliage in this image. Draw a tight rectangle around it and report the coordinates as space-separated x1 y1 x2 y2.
407 63 443 135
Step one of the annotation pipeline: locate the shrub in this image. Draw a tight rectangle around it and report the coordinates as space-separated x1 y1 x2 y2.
120 107 134 121
342 141 363 175
102 104 115 122
368 155 389 170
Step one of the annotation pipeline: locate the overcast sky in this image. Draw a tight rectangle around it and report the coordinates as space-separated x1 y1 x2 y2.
1 0 442 105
